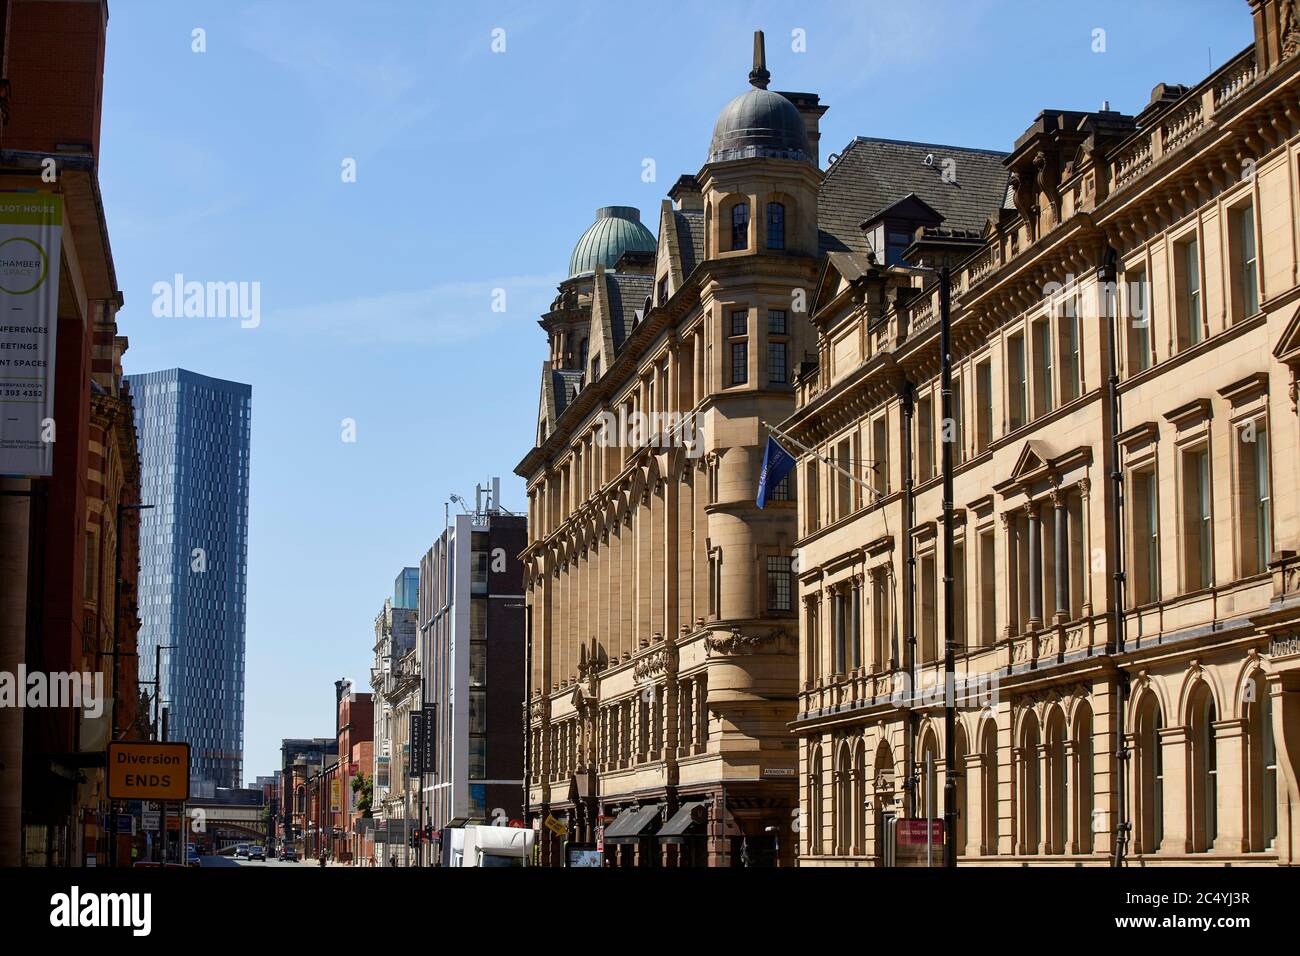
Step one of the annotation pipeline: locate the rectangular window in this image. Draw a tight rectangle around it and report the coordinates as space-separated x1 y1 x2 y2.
871 570 891 670
730 310 748 337
974 360 992 453
1177 236 1202 349
871 414 888 496
657 275 669 307
1032 318 1053 417
768 309 787 335
468 737 486 779
836 438 852 520
886 229 911 266
83 531 98 603
1059 308 1080 402
770 472 792 501
953 541 967 650
1182 446 1212 592
1232 202 1259 319
1007 334 1027 431
731 342 748 385
766 202 785 250
469 642 487 687
917 395 934 481
768 340 788 384
805 459 820 534
979 529 996 647
1126 267 1151 375
1131 468 1159 605
766 555 793 612
919 552 937 662
1238 421 1272 576
469 689 487 735
951 376 965 465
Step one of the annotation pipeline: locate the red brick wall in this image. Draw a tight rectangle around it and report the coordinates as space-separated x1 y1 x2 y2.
4 0 107 155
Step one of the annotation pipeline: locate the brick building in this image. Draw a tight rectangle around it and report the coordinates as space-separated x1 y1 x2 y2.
0 0 141 867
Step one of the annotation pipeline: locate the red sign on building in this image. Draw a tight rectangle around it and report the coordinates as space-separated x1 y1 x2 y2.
896 818 945 845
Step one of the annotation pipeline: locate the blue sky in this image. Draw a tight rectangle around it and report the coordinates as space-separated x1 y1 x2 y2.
98 0 1253 781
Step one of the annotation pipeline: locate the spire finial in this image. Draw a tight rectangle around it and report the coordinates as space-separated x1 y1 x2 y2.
749 30 770 89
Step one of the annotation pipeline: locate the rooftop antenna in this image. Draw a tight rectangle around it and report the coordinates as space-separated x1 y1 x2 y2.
749 30 770 90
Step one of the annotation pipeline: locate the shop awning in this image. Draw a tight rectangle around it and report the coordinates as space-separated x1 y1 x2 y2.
656 801 708 842
603 804 662 844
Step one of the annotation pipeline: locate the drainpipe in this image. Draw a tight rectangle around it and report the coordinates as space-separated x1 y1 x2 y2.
1100 245 1131 867
901 378 917 821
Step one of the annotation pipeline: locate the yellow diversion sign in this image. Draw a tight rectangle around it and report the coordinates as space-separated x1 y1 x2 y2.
107 742 190 801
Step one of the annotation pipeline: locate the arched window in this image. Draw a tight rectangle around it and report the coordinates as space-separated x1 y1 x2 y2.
1245 673 1278 851
920 728 941 863
1044 709 1067 854
853 743 867 855
954 727 969 856
767 202 785 250
1073 703 1094 854
873 740 895 861
808 747 823 856
982 724 999 854
731 202 749 251
836 744 853 854
1019 713 1041 854
1135 694 1165 853
1190 685 1218 852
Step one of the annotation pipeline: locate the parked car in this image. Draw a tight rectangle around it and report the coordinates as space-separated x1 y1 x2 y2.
248 845 265 861
278 846 297 861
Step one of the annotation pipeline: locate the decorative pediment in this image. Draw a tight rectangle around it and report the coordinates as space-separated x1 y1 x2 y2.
996 441 1092 496
1274 299 1300 365
1010 439 1051 481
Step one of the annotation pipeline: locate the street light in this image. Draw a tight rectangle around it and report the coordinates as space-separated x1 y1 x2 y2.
938 265 958 869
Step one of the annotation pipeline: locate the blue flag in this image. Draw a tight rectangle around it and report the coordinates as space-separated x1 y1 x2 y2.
756 435 796 509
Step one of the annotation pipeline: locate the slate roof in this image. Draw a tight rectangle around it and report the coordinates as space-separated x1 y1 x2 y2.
818 137 1011 255
602 271 655 353
552 368 584 417
673 209 705 278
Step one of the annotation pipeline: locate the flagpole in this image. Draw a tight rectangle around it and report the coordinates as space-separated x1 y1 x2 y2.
760 419 880 496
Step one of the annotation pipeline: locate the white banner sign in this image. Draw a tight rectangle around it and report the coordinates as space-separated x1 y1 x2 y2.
0 192 62 477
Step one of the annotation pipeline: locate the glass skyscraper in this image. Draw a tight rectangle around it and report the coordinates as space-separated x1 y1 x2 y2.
394 566 419 610
125 368 251 791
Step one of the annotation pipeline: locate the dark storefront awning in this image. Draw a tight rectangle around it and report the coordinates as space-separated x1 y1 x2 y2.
657 801 708 843
603 804 662 844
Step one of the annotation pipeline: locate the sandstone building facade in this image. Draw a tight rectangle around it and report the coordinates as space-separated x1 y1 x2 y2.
515 34 1007 866
785 0 1300 866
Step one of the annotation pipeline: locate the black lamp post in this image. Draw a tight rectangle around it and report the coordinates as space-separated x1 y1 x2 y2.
938 266 958 868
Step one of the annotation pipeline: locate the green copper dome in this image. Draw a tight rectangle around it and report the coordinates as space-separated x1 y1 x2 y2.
568 207 656 278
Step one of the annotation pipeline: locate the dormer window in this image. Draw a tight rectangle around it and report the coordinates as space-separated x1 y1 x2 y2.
886 227 911 265
591 355 601 381
657 275 669 306
766 202 785 250
731 202 749 250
